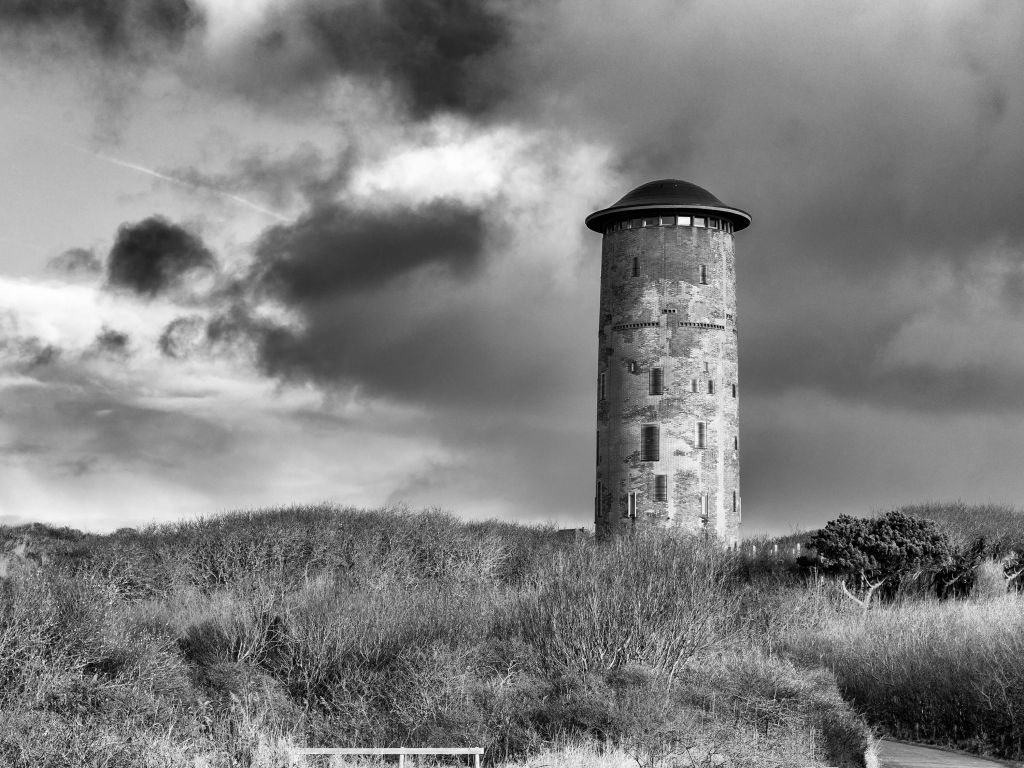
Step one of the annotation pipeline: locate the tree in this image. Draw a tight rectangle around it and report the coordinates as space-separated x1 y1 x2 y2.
799 511 952 612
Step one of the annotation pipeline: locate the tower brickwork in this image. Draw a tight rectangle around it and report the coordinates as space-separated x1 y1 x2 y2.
586 180 750 543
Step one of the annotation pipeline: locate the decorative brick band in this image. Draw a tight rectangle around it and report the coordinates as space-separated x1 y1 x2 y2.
611 321 661 331
679 321 726 330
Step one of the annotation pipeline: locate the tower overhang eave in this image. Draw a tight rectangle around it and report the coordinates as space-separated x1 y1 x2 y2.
585 203 752 233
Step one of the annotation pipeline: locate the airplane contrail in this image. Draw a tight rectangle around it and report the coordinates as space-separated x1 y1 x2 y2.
8 114 291 222
86 150 290 222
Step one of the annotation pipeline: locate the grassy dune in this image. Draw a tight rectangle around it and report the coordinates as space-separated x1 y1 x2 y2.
0 506 867 768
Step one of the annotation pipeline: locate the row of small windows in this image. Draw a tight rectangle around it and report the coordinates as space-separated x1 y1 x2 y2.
606 215 736 235
610 319 728 331
612 321 661 331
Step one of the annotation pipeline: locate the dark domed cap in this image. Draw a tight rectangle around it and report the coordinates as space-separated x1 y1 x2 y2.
585 178 751 232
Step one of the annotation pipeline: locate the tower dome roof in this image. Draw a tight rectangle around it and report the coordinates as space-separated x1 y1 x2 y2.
585 178 751 232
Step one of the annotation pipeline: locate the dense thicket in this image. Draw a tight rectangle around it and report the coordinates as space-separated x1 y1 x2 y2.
0 506 867 768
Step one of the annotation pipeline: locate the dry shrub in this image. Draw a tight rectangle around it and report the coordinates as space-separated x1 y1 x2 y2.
972 559 1008 600
1 508 869 768
507 533 736 679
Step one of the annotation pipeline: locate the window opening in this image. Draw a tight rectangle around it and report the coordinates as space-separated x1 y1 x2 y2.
733 435 738 450
599 372 607 400
696 421 707 449
649 367 664 396
632 257 639 277
627 492 638 519
699 264 708 284
596 431 600 465
700 494 709 525
678 215 692 226
641 425 660 462
690 379 698 393
707 380 715 395
694 216 706 228
710 218 719 230
654 475 668 502
628 360 638 374
732 383 737 398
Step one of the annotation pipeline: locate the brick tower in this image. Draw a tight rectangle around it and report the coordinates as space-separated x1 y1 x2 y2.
586 179 751 543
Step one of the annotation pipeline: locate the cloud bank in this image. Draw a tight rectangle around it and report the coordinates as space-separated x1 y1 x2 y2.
3 0 1024 532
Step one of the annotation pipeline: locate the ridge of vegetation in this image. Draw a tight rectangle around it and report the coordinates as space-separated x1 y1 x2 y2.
4 500 1024 767
0 505 867 768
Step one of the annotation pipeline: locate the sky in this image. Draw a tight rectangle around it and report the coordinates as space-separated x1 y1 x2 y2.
2 0 1024 534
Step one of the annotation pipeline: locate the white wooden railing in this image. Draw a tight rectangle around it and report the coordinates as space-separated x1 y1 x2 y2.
290 746 484 768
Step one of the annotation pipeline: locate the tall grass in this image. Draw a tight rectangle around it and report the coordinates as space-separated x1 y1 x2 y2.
783 592 1024 760
0 506 867 768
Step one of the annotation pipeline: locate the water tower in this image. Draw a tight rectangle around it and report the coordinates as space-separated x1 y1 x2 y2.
586 179 751 543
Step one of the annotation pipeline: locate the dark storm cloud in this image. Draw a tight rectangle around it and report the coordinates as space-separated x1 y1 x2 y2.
234 199 511 400
207 0 515 119
46 248 102 276
251 200 485 303
517 1 1024 418
106 216 216 298
0 0 204 57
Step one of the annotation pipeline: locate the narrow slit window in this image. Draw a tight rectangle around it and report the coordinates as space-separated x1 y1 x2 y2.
700 493 709 523
596 431 600 465
731 383 737 398
696 421 707 449
649 367 664 395
707 380 715 395
734 490 740 522
654 474 668 502
632 257 639 277
733 435 738 450
690 379 698 393
629 360 638 374
595 481 602 523
599 372 607 400
641 424 660 462
627 492 638 519
678 215 691 226
699 264 708 284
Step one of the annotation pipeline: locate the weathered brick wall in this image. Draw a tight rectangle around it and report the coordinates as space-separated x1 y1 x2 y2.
595 220 740 543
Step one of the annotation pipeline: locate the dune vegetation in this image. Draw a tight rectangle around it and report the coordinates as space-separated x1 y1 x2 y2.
3 501 1023 768
0 505 869 768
